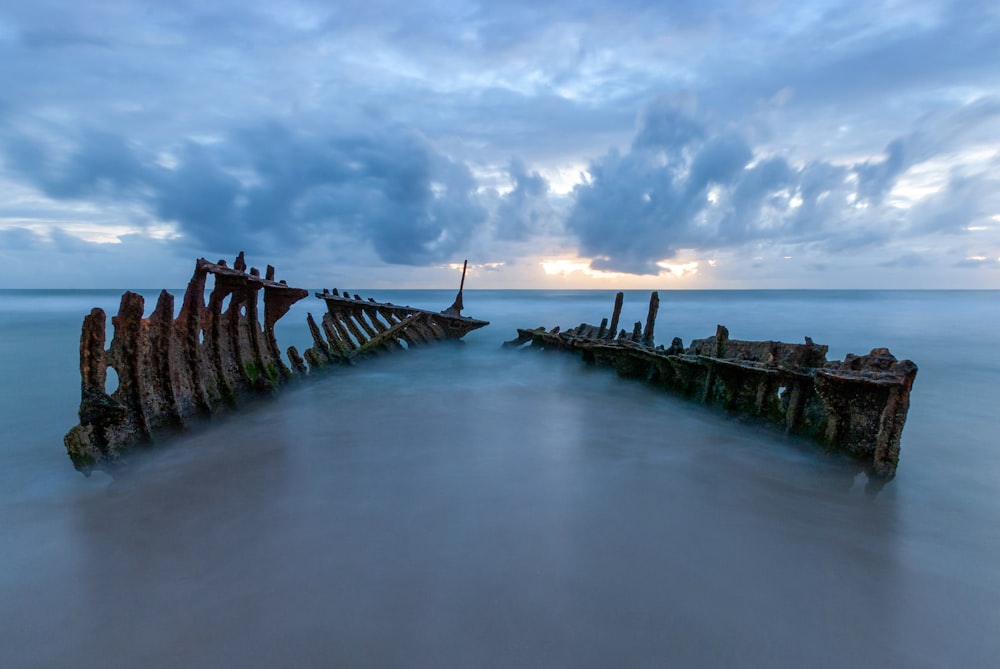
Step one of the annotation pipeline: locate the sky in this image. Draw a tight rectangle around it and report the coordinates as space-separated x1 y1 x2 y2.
1 0 999 289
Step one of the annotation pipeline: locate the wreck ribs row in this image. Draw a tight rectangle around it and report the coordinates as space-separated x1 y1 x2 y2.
64 253 487 473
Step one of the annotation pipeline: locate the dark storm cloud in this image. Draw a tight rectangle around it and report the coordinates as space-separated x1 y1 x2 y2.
4 130 148 200
565 96 999 272
855 140 906 205
1 123 486 265
631 100 705 152
568 105 764 273
494 160 557 241
718 156 795 242
150 142 243 249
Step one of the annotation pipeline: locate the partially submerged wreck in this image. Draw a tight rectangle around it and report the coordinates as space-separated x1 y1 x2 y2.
505 291 917 481
300 260 488 369
64 254 488 473
65 262 916 481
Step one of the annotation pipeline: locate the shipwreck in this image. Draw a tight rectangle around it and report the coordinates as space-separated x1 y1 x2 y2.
64 254 488 473
64 258 917 482
504 291 918 481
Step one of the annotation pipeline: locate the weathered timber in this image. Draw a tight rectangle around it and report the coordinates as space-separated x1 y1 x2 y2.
504 292 918 481
64 254 489 473
303 260 488 368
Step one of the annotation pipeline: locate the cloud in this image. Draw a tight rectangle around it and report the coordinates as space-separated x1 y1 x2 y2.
954 256 1000 269
567 103 761 273
852 99 1000 207
909 168 1000 235
696 3 1000 122
150 142 243 249
3 128 153 204
493 159 558 240
0 228 204 289
1 121 488 266
855 140 906 204
879 252 930 269
20 28 112 50
718 156 795 242
631 97 705 151
0 226 46 251
565 96 1000 274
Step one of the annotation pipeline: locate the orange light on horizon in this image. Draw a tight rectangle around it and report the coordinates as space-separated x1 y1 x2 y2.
541 257 699 280
446 261 505 271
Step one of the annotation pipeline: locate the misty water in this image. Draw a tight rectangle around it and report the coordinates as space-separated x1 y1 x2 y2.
1 288 998 668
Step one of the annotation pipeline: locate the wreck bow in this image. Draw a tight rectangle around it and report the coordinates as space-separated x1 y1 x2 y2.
64 254 488 473
505 291 918 482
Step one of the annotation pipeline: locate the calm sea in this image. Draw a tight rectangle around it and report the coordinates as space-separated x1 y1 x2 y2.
1 289 997 668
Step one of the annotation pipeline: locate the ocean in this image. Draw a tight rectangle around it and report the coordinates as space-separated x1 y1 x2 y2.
1 288 997 668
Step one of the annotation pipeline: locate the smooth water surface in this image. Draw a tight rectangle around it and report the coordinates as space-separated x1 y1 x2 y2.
1 289 998 668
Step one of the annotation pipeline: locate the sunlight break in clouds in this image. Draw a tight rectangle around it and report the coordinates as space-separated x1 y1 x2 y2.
542 258 699 280
447 261 505 271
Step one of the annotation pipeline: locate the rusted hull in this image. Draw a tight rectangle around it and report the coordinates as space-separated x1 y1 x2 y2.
300 289 489 369
64 254 488 473
505 292 917 482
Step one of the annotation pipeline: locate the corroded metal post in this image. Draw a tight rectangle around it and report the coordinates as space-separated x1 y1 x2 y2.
642 291 659 346
608 291 624 340
443 260 468 317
